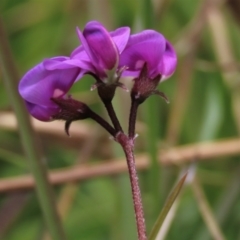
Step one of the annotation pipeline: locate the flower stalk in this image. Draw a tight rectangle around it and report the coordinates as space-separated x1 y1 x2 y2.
116 133 147 240
51 97 116 137
96 82 123 133
103 100 123 132
128 99 139 139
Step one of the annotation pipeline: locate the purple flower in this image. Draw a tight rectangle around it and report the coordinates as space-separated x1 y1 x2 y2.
118 30 177 104
71 21 130 82
18 21 130 121
19 21 177 122
119 30 177 80
18 57 85 121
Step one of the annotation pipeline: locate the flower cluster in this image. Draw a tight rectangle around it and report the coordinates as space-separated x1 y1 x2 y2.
19 21 177 122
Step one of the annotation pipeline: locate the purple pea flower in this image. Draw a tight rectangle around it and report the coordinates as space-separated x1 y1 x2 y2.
120 30 177 80
71 21 130 84
18 22 177 123
119 30 177 103
18 57 86 121
18 21 131 122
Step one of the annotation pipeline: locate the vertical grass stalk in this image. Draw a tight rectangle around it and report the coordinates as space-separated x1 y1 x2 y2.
0 17 66 240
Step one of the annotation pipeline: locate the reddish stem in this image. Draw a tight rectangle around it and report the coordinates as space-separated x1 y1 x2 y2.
116 133 147 240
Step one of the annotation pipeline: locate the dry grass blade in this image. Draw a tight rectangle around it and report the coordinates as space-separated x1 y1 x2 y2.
0 138 240 193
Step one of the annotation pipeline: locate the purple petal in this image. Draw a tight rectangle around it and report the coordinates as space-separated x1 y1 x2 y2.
25 101 59 121
110 27 130 53
120 30 166 78
157 41 177 80
43 56 90 77
77 21 118 72
70 46 90 61
19 59 80 121
70 46 97 74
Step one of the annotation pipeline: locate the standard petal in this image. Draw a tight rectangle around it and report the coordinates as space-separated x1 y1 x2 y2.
120 30 166 77
70 46 90 61
43 56 91 76
70 46 97 74
77 21 118 71
19 63 80 105
19 60 80 120
110 27 130 53
157 41 177 80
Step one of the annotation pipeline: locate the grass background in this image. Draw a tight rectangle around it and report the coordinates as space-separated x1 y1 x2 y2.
1 0 240 239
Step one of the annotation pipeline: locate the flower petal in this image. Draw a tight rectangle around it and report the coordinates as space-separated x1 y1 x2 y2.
43 56 91 77
70 46 90 61
120 30 166 78
77 21 118 72
110 27 130 53
70 46 97 74
25 101 59 121
157 41 177 80
19 59 80 121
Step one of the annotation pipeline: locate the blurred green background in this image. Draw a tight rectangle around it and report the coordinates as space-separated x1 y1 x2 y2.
1 0 240 239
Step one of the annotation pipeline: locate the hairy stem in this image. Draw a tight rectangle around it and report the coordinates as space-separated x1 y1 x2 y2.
116 133 147 240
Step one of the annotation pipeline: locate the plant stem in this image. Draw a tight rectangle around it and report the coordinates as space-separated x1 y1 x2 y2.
88 108 116 136
103 101 123 132
0 17 66 240
128 99 139 139
116 133 147 240
92 73 123 133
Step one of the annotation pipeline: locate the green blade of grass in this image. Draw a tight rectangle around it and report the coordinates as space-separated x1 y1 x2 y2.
192 176 226 240
0 148 27 169
149 172 187 240
0 17 66 240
